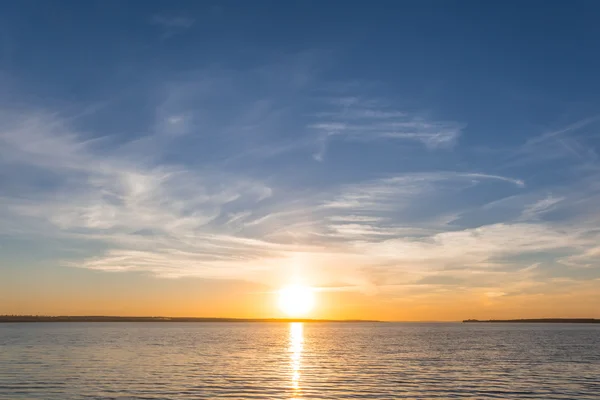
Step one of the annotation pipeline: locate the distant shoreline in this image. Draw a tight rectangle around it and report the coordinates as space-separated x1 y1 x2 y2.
0 316 379 323
463 318 600 323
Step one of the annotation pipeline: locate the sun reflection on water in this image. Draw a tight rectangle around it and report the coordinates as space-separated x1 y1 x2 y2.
289 322 304 398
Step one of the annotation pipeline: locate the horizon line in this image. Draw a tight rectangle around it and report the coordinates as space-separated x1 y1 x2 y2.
2 315 599 323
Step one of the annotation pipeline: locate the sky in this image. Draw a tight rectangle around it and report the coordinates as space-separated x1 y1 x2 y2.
1 1 600 321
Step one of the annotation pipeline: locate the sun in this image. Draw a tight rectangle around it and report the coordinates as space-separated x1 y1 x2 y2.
277 285 316 317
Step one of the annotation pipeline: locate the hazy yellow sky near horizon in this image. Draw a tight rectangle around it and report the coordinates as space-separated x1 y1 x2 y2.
3 266 599 320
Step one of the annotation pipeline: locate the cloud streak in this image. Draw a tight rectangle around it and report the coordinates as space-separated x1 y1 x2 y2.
309 96 464 160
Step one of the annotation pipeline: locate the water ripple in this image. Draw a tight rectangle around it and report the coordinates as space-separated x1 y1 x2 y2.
1 322 599 399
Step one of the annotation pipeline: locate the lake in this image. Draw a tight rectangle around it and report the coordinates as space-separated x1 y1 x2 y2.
1 322 599 399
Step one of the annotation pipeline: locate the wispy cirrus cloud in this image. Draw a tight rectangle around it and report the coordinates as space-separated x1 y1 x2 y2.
559 246 600 268
519 195 564 221
501 116 600 170
309 96 464 160
0 109 290 280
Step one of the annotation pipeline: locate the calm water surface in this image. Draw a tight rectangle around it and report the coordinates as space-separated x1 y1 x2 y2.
1 322 599 399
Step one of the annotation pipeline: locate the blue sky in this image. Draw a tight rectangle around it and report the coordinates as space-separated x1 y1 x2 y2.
1 1 600 318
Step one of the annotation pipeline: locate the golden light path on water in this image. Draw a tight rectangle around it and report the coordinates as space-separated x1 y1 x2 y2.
289 322 303 398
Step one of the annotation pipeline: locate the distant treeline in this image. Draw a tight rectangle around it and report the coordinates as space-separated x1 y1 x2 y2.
463 318 600 323
0 315 378 323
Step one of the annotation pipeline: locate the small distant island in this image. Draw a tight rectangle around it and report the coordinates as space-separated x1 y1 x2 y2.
463 318 600 323
0 315 379 323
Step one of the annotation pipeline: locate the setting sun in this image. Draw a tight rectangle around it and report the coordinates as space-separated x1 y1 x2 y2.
277 285 316 317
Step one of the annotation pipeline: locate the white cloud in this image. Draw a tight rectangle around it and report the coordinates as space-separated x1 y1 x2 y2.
377 223 582 262
502 116 600 169
309 96 464 160
323 172 524 212
0 110 293 281
559 246 600 268
519 195 564 220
